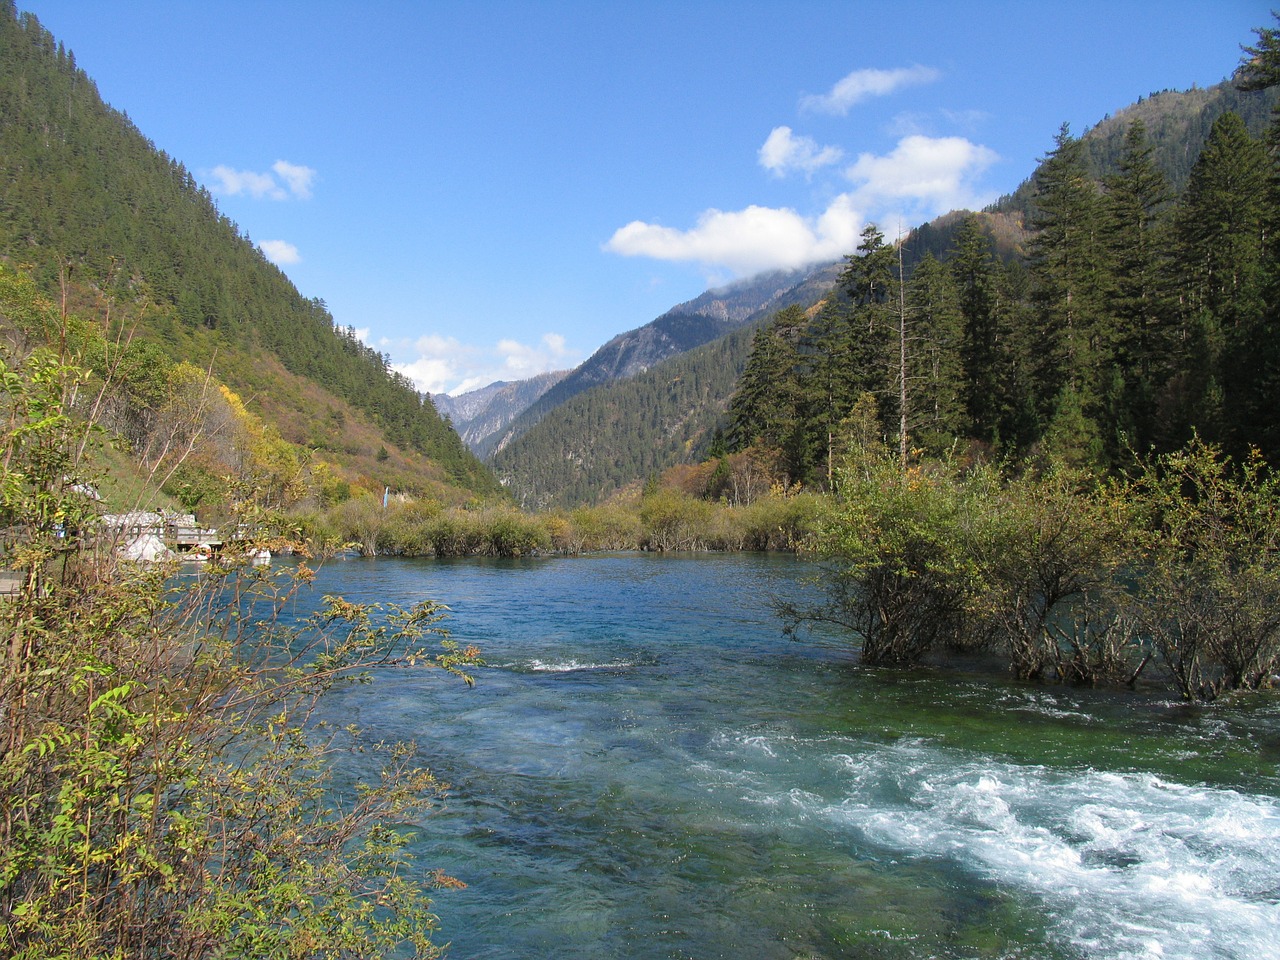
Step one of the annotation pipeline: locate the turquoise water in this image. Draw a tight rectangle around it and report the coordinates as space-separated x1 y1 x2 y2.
304 553 1280 960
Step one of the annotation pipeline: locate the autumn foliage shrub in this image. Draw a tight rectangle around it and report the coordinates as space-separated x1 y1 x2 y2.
0 347 479 958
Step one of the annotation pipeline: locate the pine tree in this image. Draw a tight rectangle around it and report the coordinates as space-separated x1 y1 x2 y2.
991 258 1041 456
1100 120 1173 453
1236 13 1280 93
1232 15 1280 457
833 224 898 424
904 253 966 451
949 215 1000 443
1028 124 1110 447
1171 112 1268 449
727 305 808 464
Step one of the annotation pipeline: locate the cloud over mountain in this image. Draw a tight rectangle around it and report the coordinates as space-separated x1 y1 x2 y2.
605 197 863 277
392 331 578 396
258 239 301 264
207 159 316 200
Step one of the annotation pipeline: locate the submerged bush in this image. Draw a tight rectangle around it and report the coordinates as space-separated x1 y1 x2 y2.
792 439 1280 700
1125 439 1280 700
792 455 998 666
639 489 715 552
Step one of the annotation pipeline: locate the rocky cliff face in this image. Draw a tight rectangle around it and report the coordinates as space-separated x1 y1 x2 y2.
433 369 569 456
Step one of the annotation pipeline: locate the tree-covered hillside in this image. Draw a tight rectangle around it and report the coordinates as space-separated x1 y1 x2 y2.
729 84 1280 485
491 323 766 508
994 75 1278 223
489 265 841 505
494 67 1279 508
0 2 501 500
482 264 842 460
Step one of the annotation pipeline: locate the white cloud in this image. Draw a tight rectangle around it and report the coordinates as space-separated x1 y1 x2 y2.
759 126 843 177
392 332 578 396
495 333 574 379
272 160 317 199
604 195 864 278
604 132 1001 277
207 159 316 200
845 134 999 215
392 334 473 396
801 65 941 115
258 239 301 264
210 165 284 199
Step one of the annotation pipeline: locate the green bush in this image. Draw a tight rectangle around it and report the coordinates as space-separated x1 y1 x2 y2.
797 455 995 665
639 490 715 551
1125 439 1280 699
568 503 644 552
793 438 1280 699
740 492 830 551
0 348 477 958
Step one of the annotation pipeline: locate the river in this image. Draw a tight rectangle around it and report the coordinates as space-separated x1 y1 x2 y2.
299 553 1280 960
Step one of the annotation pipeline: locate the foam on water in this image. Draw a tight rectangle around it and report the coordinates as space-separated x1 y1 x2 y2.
507 658 638 673
529 658 630 672
738 735 1280 960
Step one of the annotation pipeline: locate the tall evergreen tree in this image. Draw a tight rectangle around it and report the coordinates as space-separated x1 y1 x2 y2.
799 297 861 486
949 215 1000 443
1232 15 1280 457
728 305 808 477
903 253 966 451
1236 13 1280 93
990 259 1041 455
1028 124 1110 453
1170 111 1268 449
1100 120 1173 453
831 225 899 439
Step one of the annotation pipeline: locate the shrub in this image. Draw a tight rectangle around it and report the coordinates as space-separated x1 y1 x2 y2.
1125 439 1280 699
639 490 714 552
794 452 1139 678
796 456 991 665
0 348 477 958
741 492 830 551
569 503 643 552
970 466 1135 682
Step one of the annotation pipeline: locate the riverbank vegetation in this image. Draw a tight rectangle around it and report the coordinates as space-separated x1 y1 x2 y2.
785 426 1280 702
303 481 830 558
0 347 480 956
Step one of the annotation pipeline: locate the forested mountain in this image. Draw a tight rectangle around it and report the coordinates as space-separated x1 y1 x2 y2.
995 75 1278 221
491 322 766 508
480 264 841 459
0 3 501 503
433 369 567 455
727 76 1280 488
494 72 1279 507
487 265 842 505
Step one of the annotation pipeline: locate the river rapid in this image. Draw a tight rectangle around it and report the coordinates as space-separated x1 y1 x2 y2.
302 553 1280 960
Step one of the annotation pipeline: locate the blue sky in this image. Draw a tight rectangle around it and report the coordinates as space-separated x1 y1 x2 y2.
19 1 1272 396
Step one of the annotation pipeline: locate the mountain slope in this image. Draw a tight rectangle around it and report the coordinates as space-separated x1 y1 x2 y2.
483 263 842 459
0 3 501 501
489 266 841 506
492 77 1278 508
994 76 1279 219
492 323 764 508
433 369 568 454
